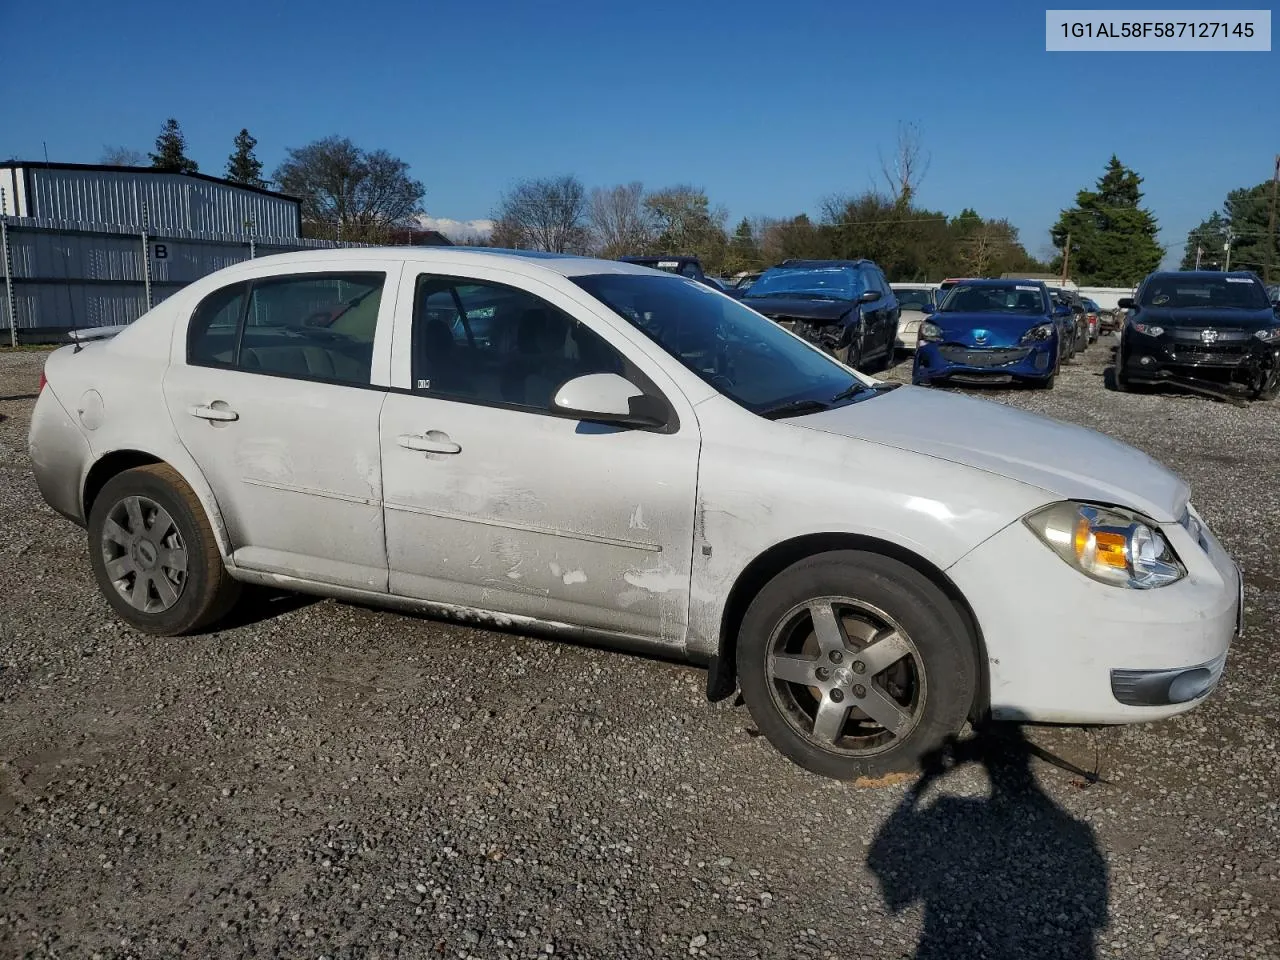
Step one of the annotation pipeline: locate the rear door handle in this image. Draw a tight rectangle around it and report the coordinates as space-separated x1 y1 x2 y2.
397 433 462 455
190 404 239 422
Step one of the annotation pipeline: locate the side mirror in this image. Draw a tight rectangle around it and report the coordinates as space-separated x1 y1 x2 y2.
551 373 668 430
1053 303 1071 316
1117 297 1135 309
858 290 882 304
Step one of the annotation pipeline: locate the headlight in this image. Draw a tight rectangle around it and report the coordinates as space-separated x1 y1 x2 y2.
919 321 943 342
1024 502 1185 589
1020 322 1055 344
1131 322 1164 337
1253 327 1280 341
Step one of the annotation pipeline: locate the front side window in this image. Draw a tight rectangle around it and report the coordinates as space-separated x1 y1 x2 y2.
187 272 383 385
1140 276 1270 311
742 265 862 302
411 276 625 411
573 273 872 416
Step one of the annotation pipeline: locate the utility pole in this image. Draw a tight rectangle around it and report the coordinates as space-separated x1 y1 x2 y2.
1224 227 1234 272
1060 231 1071 284
1265 154 1279 284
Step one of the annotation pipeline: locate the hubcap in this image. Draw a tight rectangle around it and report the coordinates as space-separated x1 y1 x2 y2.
765 597 926 756
100 495 188 613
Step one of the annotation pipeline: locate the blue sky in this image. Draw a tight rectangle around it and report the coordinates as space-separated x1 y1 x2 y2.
3 0 1275 265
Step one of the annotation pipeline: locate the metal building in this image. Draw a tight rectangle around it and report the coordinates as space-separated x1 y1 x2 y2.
1 162 301 237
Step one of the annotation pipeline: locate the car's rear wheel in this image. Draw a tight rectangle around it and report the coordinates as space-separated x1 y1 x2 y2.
737 551 977 780
88 464 241 636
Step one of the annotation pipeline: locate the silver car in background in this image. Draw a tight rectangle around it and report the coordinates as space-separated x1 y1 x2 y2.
889 283 939 352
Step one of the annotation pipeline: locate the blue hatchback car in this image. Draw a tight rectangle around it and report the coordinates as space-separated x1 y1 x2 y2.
912 279 1060 389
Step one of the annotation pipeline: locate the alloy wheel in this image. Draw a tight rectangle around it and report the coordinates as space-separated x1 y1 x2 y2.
765 597 926 756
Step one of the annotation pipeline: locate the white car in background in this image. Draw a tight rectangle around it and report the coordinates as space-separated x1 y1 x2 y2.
889 282 939 351
28 249 1242 780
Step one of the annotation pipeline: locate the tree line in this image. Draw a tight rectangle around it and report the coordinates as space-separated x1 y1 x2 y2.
1179 172 1280 281
101 120 1254 286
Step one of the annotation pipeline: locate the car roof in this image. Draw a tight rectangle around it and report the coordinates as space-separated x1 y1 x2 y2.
774 259 869 269
195 246 662 280
1148 270 1260 282
959 278 1047 286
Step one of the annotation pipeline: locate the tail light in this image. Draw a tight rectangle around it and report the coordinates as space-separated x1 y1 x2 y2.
38 370 48 394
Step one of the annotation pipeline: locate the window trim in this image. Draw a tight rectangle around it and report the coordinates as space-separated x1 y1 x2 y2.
185 270 387 388
408 272 680 434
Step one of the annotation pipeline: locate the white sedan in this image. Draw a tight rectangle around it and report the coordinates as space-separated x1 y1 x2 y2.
28 248 1242 780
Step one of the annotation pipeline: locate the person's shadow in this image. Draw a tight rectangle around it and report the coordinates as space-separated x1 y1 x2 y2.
867 725 1109 959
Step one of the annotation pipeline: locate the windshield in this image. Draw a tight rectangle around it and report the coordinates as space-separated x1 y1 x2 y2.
937 283 1047 314
894 288 934 311
1140 276 1271 310
743 266 861 301
572 273 870 415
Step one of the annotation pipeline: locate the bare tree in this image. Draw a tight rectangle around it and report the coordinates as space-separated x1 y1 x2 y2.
100 145 145 166
879 121 930 207
492 176 588 253
274 136 425 242
588 182 654 257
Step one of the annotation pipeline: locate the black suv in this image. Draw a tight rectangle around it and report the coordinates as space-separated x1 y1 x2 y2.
1115 271 1280 400
737 259 900 370
617 256 728 291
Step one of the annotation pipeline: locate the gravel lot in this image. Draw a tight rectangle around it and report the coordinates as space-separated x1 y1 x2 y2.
1 341 1276 960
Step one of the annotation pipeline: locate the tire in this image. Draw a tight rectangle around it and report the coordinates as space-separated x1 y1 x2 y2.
1030 373 1056 390
736 550 978 780
1252 372 1280 401
87 463 241 635
840 330 865 371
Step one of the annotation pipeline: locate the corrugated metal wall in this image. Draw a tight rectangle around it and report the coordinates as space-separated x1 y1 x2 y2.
0 216 376 334
16 166 300 238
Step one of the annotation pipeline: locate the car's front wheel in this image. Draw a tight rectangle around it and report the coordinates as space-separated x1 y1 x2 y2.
737 551 978 780
88 464 242 636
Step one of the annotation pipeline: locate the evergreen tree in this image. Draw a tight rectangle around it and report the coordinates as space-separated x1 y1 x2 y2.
149 118 198 174
1180 211 1229 270
1050 156 1163 285
225 129 265 188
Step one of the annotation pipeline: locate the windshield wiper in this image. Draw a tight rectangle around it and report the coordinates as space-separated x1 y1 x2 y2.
757 399 832 420
829 382 871 403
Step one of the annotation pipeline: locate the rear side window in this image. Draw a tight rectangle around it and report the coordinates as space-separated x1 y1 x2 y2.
187 272 384 386
188 282 248 367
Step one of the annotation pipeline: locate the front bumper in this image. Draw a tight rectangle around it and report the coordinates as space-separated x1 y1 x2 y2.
948 504 1240 724
913 340 1056 384
1123 332 1279 384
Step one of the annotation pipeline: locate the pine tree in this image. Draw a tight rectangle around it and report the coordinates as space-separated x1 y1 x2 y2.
225 129 265 188
1050 156 1162 285
149 118 198 174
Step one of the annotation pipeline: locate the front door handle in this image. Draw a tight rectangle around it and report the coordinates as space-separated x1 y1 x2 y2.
397 433 462 455
190 403 239 422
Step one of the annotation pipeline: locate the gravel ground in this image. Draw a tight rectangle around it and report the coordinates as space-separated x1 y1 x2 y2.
0 340 1276 960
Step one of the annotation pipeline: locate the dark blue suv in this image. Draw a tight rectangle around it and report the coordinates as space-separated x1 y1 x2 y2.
737 259 900 370
913 278 1060 389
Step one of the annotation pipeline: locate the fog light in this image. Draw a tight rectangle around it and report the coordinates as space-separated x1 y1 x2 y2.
1139 356 1154 366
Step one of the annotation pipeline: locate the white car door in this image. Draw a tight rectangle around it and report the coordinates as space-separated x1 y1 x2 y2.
163 262 402 592
378 265 700 644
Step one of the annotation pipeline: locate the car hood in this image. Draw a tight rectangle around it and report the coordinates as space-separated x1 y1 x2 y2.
1137 306 1277 329
739 296 853 324
793 386 1189 522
